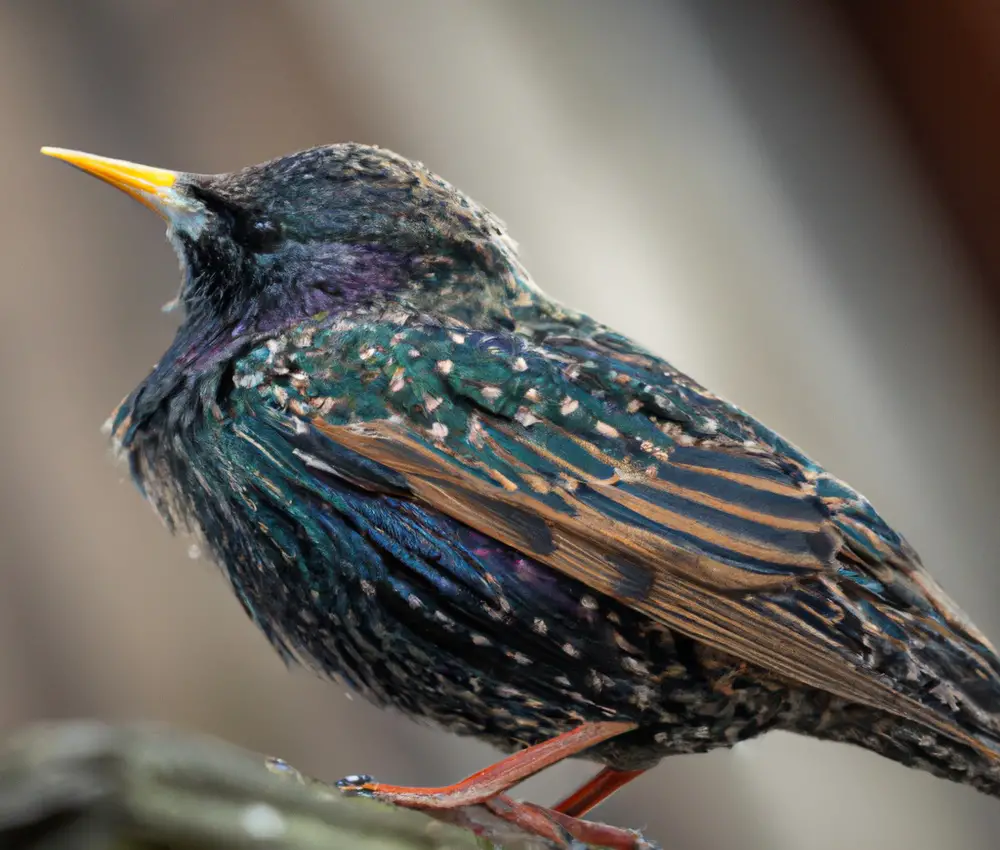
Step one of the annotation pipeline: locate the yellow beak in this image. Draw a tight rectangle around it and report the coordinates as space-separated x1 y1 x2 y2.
40 147 185 219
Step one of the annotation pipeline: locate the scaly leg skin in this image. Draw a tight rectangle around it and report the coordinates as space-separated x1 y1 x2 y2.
484 794 660 849
337 721 659 848
477 766 652 849
554 767 648 818
337 722 635 808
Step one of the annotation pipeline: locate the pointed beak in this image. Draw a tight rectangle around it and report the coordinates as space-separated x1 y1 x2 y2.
40 147 190 220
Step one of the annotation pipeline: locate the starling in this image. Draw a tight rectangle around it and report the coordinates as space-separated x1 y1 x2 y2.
42 144 1000 848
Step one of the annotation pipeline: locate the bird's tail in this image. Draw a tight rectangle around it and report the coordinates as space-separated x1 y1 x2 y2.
785 524 1000 797
811 574 1000 797
810 701 1000 799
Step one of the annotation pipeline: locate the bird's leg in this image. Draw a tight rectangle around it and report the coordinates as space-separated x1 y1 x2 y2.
337 720 636 808
553 766 648 817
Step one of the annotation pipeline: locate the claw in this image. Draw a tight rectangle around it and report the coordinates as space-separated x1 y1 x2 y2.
336 773 378 796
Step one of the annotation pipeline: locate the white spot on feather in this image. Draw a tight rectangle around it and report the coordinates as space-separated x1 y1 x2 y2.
631 684 654 710
515 408 540 427
595 422 619 439
560 397 579 416
622 656 649 676
235 372 263 389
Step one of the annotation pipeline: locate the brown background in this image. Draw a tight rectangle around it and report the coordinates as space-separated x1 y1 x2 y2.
1 2 999 848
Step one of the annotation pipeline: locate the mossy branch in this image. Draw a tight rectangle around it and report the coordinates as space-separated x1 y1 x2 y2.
0 721 572 850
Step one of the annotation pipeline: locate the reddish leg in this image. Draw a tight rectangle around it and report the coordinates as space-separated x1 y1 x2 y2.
485 795 656 850
554 766 648 817
337 720 635 808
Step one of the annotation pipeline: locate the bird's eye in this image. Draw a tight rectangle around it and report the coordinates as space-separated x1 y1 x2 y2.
242 218 283 253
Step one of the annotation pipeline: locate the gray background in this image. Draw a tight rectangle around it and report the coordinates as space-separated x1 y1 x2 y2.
1 2 998 848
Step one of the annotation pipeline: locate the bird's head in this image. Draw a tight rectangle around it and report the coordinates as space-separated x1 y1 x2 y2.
42 143 541 334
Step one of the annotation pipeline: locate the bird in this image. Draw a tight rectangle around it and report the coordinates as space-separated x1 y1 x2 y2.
42 143 1000 849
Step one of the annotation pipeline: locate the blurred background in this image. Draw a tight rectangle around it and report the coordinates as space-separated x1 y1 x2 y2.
2 1 999 848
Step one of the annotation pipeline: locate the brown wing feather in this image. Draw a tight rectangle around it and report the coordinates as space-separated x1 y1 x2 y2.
316 418 993 758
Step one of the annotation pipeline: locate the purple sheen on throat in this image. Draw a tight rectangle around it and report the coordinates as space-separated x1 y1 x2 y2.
245 242 407 336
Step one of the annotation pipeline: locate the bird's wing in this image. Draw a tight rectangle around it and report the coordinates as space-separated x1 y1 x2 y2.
236 316 999 754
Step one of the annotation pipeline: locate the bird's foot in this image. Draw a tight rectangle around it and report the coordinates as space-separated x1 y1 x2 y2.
337 775 657 849
337 724 651 848
483 793 659 849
